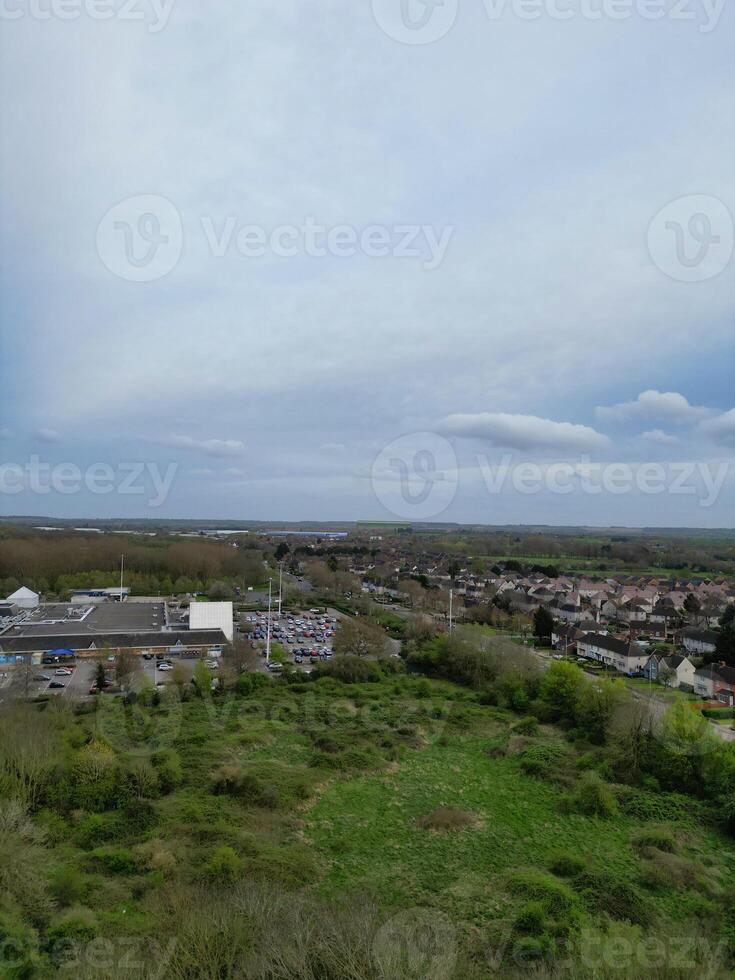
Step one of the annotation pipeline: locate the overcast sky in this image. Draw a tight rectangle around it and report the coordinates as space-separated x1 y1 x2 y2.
0 0 733 526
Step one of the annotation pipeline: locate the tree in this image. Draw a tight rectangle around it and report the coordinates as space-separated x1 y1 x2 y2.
208 580 231 600
537 661 585 724
683 593 701 617
713 622 735 667
274 543 290 561
193 661 212 697
333 617 388 659
115 650 136 689
95 661 107 692
533 607 554 645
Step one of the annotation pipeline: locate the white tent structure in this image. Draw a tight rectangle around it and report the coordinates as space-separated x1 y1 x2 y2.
188 601 233 642
6 586 40 609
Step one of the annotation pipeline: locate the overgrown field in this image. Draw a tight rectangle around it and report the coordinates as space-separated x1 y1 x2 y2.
1 663 735 978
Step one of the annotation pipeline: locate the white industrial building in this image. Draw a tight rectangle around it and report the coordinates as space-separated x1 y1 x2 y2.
189 601 233 642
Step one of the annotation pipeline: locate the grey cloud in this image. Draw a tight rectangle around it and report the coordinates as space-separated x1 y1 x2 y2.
440 413 610 453
596 391 712 425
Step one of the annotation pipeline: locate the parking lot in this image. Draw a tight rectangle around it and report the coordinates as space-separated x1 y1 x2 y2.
243 608 340 673
0 658 99 704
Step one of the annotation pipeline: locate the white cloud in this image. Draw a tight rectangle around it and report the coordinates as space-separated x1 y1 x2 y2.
34 428 62 443
641 429 681 447
151 435 245 458
699 409 735 447
596 390 711 425
440 413 610 453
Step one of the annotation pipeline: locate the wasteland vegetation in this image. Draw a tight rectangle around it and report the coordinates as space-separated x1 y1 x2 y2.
1 637 735 978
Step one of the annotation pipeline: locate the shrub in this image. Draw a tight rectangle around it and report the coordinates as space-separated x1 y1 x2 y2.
507 870 578 915
574 869 649 924
631 826 677 853
640 850 703 892
236 673 271 697
417 807 475 831
44 907 98 963
514 901 546 935
211 766 280 808
518 743 567 779
49 866 87 907
208 846 244 883
567 771 618 818
513 716 539 736
87 846 137 875
549 853 586 878
151 748 183 792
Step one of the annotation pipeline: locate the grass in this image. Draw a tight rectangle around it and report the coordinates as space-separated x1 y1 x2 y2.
621 678 699 702
5 673 735 977
305 724 735 928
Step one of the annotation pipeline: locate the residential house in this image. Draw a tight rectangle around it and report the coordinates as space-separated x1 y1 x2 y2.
693 664 735 704
577 633 650 674
681 628 719 657
642 653 695 690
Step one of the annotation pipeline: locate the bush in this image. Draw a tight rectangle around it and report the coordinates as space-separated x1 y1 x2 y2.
208 846 244 883
44 907 98 963
211 766 280 808
513 716 540 736
574 869 650 924
566 771 618 818
49 866 88 907
507 870 578 915
518 743 567 779
631 826 677 853
548 853 586 878
87 846 137 875
236 672 271 697
417 807 475 831
514 901 547 935
151 748 183 792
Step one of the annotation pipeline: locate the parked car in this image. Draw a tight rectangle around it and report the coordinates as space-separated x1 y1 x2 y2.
55 668 73 676
157 663 173 671
267 661 283 671
49 682 65 689
34 674 51 682
204 660 219 669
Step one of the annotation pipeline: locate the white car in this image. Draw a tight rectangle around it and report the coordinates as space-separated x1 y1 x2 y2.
157 663 173 671
55 668 73 675
267 661 283 671
204 660 219 669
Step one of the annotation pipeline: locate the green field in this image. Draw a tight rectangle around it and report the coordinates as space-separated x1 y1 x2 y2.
3 667 735 978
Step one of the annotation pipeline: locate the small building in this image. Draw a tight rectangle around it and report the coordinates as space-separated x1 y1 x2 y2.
681 628 718 657
577 632 649 675
642 653 695 690
5 587 39 609
693 663 735 704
